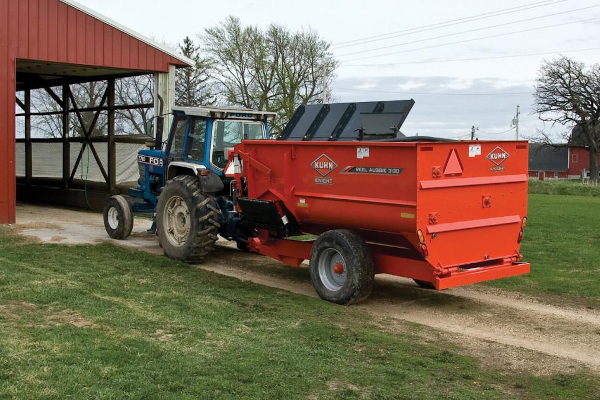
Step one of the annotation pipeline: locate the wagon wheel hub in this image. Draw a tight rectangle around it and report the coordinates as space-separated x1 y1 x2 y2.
333 262 345 275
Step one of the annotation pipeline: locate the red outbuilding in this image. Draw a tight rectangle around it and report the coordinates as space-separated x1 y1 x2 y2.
0 0 191 223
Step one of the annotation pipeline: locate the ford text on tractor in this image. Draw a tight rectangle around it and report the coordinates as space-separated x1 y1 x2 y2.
103 101 530 304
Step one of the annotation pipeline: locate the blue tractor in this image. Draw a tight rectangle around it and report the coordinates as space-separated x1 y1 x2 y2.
102 106 275 262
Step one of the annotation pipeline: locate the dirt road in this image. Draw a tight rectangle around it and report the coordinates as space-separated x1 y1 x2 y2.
14 204 600 375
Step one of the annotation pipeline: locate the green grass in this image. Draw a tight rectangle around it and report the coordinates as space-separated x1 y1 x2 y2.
486 194 600 307
0 227 598 399
528 179 600 197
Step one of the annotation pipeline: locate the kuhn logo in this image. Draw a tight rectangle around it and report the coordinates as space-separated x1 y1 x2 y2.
486 146 510 166
311 154 338 177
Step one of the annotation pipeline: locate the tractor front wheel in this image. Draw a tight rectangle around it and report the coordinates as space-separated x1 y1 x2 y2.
103 195 133 240
156 175 220 262
309 229 374 305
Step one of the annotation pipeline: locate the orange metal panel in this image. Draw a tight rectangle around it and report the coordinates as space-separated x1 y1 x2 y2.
234 140 529 288
435 262 530 290
426 215 521 234
420 174 527 189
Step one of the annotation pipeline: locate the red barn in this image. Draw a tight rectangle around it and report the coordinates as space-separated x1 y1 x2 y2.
0 0 191 223
528 143 600 180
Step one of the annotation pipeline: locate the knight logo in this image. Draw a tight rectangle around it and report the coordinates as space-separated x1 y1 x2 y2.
486 146 510 166
311 154 338 177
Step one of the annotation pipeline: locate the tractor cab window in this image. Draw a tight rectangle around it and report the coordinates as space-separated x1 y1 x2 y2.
211 120 265 169
244 123 264 140
186 117 207 162
169 116 188 159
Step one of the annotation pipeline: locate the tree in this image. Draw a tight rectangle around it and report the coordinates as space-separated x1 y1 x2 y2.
202 17 337 135
175 37 215 107
115 75 154 135
534 56 600 184
268 25 337 133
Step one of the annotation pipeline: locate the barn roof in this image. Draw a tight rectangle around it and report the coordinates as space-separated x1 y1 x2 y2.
528 143 568 172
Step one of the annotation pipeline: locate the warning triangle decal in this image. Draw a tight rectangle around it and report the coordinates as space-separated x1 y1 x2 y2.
444 149 463 176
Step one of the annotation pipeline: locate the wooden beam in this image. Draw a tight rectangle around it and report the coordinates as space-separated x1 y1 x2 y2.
62 84 70 189
25 88 32 185
67 88 109 184
107 78 116 193
44 86 64 108
15 97 26 112
15 102 153 117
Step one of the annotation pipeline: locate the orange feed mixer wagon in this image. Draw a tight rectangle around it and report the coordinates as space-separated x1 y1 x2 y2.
228 101 529 304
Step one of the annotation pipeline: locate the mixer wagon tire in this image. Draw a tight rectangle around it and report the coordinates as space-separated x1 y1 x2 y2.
156 175 220 262
309 230 374 305
103 195 133 240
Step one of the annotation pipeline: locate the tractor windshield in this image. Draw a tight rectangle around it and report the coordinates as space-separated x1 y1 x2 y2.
211 120 265 169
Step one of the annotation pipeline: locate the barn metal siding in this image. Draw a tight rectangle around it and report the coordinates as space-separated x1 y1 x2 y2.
0 0 186 223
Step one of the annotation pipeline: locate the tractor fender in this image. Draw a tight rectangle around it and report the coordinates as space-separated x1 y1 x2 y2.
167 161 224 193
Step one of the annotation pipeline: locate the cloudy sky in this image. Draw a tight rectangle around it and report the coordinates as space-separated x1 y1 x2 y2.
74 0 600 140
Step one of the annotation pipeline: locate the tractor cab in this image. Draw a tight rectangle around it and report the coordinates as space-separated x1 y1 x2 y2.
163 106 274 179
133 106 275 204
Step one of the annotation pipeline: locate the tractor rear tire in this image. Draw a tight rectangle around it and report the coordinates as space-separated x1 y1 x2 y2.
156 175 220 262
309 229 374 305
103 195 134 240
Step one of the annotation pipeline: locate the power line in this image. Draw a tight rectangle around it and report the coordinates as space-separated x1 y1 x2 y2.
339 15 600 63
332 0 564 48
341 47 600 67
335 5 598 58
478 127 516 135
336 87 532 96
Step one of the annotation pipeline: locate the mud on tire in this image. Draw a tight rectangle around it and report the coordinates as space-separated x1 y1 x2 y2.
156 175 220 262
309 229 374 305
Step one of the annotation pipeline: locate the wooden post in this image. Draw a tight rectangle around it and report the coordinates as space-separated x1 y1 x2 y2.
24 87 32 186
154 65 176 142
62 84 70 189
107 78 116 193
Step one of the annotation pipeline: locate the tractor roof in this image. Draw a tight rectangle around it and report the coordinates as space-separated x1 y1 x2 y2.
172 106 276 121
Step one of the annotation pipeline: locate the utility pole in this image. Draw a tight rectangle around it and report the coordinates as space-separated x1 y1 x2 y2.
512 105 520 140
471 125 476 140
322 66 327 104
